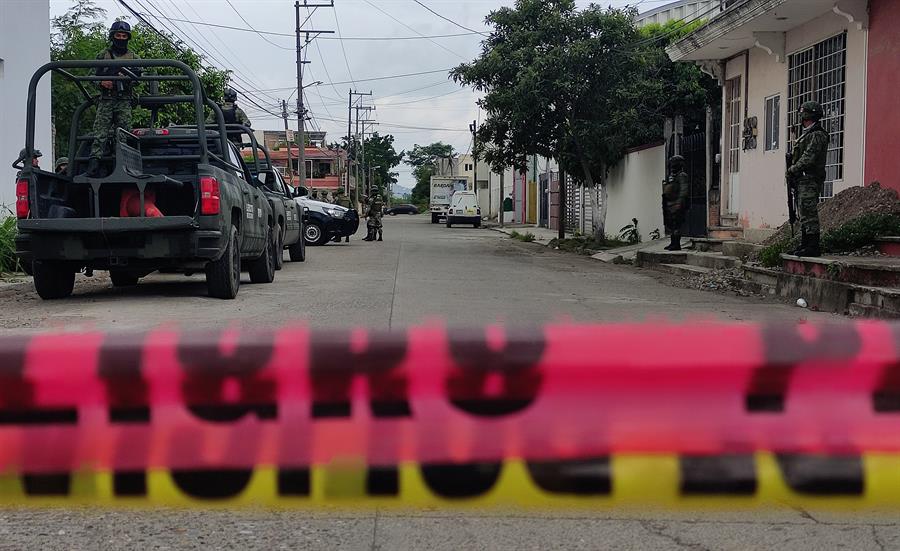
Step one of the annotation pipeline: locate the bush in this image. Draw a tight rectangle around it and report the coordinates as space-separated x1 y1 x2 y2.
820 213 900 253
758 239 792 268
509 231 535 242
0 216 21 274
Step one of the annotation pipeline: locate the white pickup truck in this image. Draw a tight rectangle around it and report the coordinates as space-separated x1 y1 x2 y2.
429 176 471 224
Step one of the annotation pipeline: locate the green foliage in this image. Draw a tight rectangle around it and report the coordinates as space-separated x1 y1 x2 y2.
820 214 900 253
0 216 21 274
51 0 230 157
618 217 641 244
509 231 535 242
550 236 629 254
758 239 793 268
360 133 403 189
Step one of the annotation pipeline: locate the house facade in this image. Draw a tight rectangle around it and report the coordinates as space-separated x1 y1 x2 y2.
0 0 52 207
267 145 347 194
668 0 877 238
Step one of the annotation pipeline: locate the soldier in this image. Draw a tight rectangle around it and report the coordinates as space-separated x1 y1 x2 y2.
363 194 385 242
310 189 319 201
87 21 141 177
17 148 41 169
787 101 829 257
210 88 251 144
54 157 69 175
662 155 689 251
333 188 353 243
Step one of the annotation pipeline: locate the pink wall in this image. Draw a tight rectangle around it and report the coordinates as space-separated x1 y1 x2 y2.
865 0 900 192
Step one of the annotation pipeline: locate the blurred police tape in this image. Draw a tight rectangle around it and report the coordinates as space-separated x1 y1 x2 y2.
1 321 899 506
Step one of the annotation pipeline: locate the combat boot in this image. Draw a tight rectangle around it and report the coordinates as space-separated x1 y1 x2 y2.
664 232 681 251
795 232 821 257
791 231 808 256
377 229 383 242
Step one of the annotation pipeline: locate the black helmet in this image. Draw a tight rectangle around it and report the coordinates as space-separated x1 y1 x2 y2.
18 148 42 161
669 154 685 167
224 88 237 102
799 101 824 122
109 20 132 40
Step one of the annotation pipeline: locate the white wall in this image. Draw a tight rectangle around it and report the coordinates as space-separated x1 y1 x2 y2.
719 10 867 230
0 0 51 208
605 144 666 240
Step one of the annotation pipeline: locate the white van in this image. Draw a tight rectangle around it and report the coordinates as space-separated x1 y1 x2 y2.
446 191 481 228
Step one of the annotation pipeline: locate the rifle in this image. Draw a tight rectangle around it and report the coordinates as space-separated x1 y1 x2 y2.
785 145 797 237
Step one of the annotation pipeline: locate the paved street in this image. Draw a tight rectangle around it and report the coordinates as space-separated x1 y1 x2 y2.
1 215 875 550
0 214 823 333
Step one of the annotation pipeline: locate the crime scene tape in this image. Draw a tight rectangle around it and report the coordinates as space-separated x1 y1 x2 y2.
2 321 900 507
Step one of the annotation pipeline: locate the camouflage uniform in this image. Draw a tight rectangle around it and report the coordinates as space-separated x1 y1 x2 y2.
662 155 689 251
788 101 829 257
90 48 140 159
207 100 251 143
363 196 384 241
335 189 353 209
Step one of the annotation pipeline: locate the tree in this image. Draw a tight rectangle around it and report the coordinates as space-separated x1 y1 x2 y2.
51 0 230 157
361 132 403 197
404 142 455 205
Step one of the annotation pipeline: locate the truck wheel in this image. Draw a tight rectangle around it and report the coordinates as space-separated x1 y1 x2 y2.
446 218 452 228
249 227 276 284
32 260 75 300
474 220 481 228
206 226 240 299
288 233 306 262
110 270 140 287
273 223 284 271
431 214 438 224
304 221 328 246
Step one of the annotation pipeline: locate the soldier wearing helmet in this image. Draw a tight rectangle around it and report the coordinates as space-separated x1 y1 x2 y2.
662 154 689 251
54 157 69 175
86 21 141 177
17 148 42 169
210 87 252 144
787 100 829 257
363 193 385 242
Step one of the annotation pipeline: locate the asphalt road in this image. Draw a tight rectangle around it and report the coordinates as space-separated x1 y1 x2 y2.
1 213 823 333
2 214 876 550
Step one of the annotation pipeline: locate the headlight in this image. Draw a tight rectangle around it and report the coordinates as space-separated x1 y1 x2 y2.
324 208 346 219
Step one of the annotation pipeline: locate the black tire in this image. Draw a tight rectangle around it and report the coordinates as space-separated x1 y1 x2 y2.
110 270 140 287
304 221 328 246
446 218 452 228
249 226 276 284
390 212 397 216
20 259 33 276
474 220 481 228
206 225 240 299
273 223 284 271
288 232 306 262
32 260 75 300
431 214 438 224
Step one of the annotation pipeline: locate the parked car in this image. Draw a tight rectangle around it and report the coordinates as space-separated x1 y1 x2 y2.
14 59 276 300
294 191 359 246
385 204 419 216
445 191 482 228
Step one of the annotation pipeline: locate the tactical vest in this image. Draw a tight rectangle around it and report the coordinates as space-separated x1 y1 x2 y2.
98 49 137 98
222 103 238 125
791 123 829 181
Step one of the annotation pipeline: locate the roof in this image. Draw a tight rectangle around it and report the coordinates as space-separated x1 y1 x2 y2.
265 146 346 161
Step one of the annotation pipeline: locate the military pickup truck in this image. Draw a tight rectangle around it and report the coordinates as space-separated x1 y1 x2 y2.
13 59 276 299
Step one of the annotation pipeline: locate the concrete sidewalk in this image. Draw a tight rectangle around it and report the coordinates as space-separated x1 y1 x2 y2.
492 224 568 246
493 224 669 263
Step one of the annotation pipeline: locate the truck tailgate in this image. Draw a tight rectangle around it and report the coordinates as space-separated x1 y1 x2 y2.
19 216 197 233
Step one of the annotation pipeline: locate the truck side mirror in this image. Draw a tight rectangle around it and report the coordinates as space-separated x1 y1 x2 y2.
294 186 308 198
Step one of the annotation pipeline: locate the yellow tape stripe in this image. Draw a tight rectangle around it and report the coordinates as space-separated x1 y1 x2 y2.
3 453 900 509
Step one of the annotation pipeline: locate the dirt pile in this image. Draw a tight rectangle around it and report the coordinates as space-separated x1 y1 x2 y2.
763 182 900 245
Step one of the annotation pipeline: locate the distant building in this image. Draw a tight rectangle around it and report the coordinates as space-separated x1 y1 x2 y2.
636 0 718 27
267 145 347 193
0 0 51 207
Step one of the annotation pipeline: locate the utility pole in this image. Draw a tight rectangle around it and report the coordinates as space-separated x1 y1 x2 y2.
469 120 478 202
282 100 293 184
294 1 334 191
360 119 378 197
355 104 375 199
348 90 372 206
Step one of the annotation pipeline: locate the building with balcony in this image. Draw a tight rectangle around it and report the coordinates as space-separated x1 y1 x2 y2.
266 144 348 195
636 0 719 27
668 0 877 238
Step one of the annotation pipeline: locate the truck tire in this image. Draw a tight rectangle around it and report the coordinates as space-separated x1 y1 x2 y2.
446 218 453 228
431 213 438 224
249 226 276 284
206 226 240 299
32 260 75 300
288 233 306 262
273 223 284 271
110 270 140 287
474 220 481 228
304 221 328 246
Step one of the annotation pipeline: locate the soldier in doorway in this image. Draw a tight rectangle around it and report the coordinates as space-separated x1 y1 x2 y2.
662 155 690 251
787 101 829 257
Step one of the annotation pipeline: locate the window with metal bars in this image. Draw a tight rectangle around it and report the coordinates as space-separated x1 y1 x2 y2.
725 77 741 173
787 32 846 198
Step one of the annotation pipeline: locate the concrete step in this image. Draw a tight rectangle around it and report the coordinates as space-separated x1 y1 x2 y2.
782 254 900 287
635 250 687 268
657 263 715 277
848 302 900 319
684 251 742 270
690 238 724 253
849 284 900 314
722 241 764 260
709 226 744 240
744 265 780 287
876 237 900 257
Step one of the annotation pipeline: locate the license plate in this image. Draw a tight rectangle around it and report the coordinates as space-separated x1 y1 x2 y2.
465 208 474 214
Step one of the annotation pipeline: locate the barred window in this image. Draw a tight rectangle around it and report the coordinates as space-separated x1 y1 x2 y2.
764 95 780 151
725 77 741 173
788 32 846 198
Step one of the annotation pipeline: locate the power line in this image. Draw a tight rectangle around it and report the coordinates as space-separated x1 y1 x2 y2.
134 12 479 40
330 3 356 87
250 68 453 93
412 1 489 37
362 0 466 60
224 0 294 51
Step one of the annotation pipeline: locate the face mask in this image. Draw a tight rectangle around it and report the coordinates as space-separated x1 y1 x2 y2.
112 38 129 54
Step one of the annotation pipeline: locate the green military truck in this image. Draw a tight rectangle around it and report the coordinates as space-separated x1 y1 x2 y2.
14 59 277 299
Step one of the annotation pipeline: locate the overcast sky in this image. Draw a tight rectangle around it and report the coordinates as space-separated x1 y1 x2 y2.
49 0 673 189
